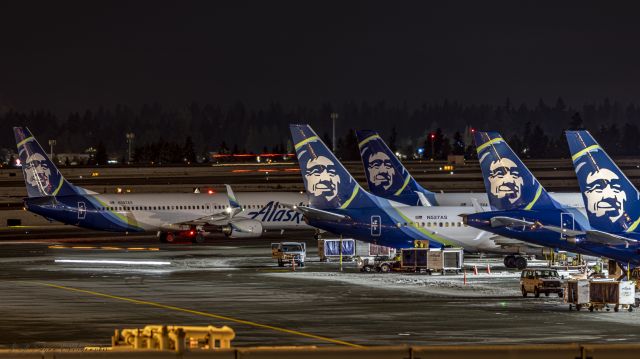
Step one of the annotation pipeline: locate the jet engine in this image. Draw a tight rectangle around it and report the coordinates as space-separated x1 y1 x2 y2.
221 220 263 238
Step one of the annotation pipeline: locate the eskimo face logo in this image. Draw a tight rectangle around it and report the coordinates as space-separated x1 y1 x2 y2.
304 155 341 202
584 168 626 222
24 153 52 192
487 158 523 203
367 152 395 190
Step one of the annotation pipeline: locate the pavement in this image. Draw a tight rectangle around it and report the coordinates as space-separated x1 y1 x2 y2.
1 228 640 349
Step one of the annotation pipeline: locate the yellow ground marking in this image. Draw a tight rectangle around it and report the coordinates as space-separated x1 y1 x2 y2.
28 282 363 348
48 245 160 251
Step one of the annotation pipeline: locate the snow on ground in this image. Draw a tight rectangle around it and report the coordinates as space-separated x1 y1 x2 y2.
264 270 523 297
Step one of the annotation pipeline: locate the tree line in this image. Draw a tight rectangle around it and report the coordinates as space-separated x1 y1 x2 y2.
1 98 640 164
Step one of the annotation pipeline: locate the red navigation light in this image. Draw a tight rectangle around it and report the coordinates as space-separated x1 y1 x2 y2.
471 128 476 133
207 189 214 195
189 230 195 236
430 133 436 140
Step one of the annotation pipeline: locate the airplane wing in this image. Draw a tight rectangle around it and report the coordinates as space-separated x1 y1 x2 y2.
490 216 585 237
282 203 348 222
490 216 535 228
586 230 638 247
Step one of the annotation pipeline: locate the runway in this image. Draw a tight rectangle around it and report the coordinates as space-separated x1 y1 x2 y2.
2 229 640 349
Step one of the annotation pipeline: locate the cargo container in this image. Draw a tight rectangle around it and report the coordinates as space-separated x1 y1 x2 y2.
318 239 356 262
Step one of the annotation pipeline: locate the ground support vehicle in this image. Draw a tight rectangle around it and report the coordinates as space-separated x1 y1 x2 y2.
272 242 306 267
520 269 564 298
566 279 636 312
356 255 397 273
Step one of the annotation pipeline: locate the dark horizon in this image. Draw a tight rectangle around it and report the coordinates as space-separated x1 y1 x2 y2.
2 1 640 115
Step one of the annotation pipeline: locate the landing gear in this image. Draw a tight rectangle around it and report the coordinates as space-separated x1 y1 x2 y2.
192 232 205 244
504 255 528 270
165 232 175 243
504 256 516 268
514 256 528 270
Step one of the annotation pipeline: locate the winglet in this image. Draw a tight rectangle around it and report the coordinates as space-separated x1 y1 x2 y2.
225 184 243 217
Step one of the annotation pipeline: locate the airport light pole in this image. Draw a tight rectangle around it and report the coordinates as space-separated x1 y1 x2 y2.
48 139 56 161
430 133 435 160
125 132 135 164
330 112 338 152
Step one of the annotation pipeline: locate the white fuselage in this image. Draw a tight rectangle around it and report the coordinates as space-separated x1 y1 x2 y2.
85 192 308 231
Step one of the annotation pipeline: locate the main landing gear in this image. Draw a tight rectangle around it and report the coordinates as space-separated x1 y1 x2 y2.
158 230 205 244
504 255 528 270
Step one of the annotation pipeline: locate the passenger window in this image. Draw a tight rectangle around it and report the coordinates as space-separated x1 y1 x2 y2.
439 222 443 227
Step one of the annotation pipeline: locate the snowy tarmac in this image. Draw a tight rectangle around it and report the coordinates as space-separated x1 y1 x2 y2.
1 231 640 349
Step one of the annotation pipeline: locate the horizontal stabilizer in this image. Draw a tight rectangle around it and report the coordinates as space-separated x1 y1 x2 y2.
283 203 348 222
586 230 638 247
490 216 535 228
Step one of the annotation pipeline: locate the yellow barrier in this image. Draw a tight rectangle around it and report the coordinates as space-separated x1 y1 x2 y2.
112 325 235 351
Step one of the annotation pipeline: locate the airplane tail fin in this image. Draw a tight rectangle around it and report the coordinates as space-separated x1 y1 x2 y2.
566 130 640 234
356 130 437 206
224 184 243 218
13 127 78 198
474 131 560 211
290 124 376 210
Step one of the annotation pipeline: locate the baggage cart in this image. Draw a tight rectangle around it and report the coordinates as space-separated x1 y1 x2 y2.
565 279 635 312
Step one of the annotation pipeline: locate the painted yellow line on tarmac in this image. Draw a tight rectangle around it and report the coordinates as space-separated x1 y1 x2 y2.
48 245 160 252
30 282 363 348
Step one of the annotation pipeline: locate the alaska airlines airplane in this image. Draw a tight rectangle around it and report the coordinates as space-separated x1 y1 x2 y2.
288 123 523 252
14 127 309 242
464 131 640 268
356 129 485 207
356 129 586 268
566 130 640 266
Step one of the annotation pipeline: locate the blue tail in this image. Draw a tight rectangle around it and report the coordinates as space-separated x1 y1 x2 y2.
566 130 640 234
474 131 561 211
13 127 79 198
356 130 437 206
290 124 376 210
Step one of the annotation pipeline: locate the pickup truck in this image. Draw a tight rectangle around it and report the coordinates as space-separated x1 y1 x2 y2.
272 242 306 267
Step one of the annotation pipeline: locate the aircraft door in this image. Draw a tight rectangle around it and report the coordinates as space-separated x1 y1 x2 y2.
560 213 574 239
371 215 381 236
77 202 86 220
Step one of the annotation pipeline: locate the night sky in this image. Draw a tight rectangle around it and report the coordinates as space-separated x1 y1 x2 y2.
2 1 640 113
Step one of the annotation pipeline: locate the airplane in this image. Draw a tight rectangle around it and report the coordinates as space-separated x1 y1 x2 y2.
463 131 640 269
14 127 310 242
355 129 585 268
566 130 640 267
288 123 533 253
355 129 584 208
355 129 486 207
